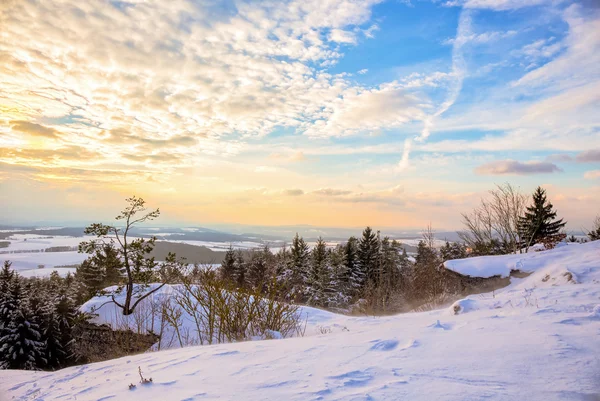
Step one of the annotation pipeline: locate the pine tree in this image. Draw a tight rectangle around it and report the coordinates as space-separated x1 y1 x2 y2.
234 250 246 288
306 237 329 305
42 305 67 370
75 258 105 302
519 187 566 248
98 244 124 287
440 241 468 262
246 246 271 291
0 278 46 370
0 306 46 370
353 227 379 295
220 245 237 283
0 261 15 330
287 233 310 299
328 245 350 306
343 237 358 295
412 240 441 300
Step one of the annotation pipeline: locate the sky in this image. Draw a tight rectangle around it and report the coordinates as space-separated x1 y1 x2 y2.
0 0 599 231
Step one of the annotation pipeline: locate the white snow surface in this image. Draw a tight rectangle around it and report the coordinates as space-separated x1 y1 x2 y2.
1 242 600 400
443 240 598 278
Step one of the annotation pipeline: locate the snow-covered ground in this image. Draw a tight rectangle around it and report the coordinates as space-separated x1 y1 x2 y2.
0 234 84 252
1 251 87 278
1 242 599 400
444 242 590 278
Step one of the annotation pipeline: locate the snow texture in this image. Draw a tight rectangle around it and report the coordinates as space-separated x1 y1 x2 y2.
443 240 598 278
1 241 599 400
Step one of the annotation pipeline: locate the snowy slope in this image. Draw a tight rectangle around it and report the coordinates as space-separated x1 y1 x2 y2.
444 240 599 278
1 242 599 401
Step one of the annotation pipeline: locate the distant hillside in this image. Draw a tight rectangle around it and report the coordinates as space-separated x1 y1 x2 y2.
150 241 226 264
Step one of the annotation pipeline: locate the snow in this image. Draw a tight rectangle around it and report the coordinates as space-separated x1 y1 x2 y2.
2 251 88 271
1 242 600 400
444 240 598 278
0 235 84 252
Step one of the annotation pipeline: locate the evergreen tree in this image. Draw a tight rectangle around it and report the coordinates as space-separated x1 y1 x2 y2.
440 241 468 262
519 187 566 247
353 227 379 295
306 237 329 305
234 250 246 288
286 234 310 299
0 261 15 329
412 240 441 300
74 258 105 302
343 237 358 294
328 245 350 306
0 306 46 370
42 305 67 370
246 246 271 291
220 245 237 283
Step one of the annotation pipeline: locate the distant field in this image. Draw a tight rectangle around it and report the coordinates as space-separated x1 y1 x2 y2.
150 241 226 264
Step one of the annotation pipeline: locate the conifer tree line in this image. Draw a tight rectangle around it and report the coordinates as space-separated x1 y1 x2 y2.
0 262 81 370
218 228 420 312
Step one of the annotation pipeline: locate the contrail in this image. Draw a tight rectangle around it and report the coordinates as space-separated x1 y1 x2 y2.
398 9 471 170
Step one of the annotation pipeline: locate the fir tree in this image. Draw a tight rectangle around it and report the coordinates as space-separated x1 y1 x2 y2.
519 187 566 248
440 241 468 262
353 227 379 295
343 237 358 294
42 305 67 370
246 246 271 291
234 250 246 288
0 306 46 370
306 237 329 305
412 240 441 300
0 261 15 329
219 245 237 283
75 258 105 302
287 233 310 298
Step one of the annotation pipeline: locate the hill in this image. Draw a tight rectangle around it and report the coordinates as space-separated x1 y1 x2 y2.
1 241 599 400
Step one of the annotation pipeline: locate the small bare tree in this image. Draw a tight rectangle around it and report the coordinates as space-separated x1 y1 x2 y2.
79 196 184 315
459 183 526 255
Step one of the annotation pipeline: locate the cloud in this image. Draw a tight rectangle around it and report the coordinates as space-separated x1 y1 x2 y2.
10 120 58 138
0 0 395 178
312 188 353 196
268 151 306 163
545 153 573 162
305 85 425 137
576 149 600 163
475 160 562 175
459 0 551 10
282 189 304 196
584 170 600 179
357 69 368 75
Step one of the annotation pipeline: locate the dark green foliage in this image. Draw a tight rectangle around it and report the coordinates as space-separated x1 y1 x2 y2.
519 187 566 248
246 246 271 291
440 241 468 262
0 306 46 370
220 245 237 283
0 267 84 371
353 227 379 295
305 237 330 305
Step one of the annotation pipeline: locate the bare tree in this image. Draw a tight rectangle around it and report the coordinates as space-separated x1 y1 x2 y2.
459 183 526 254
79 196 184 315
